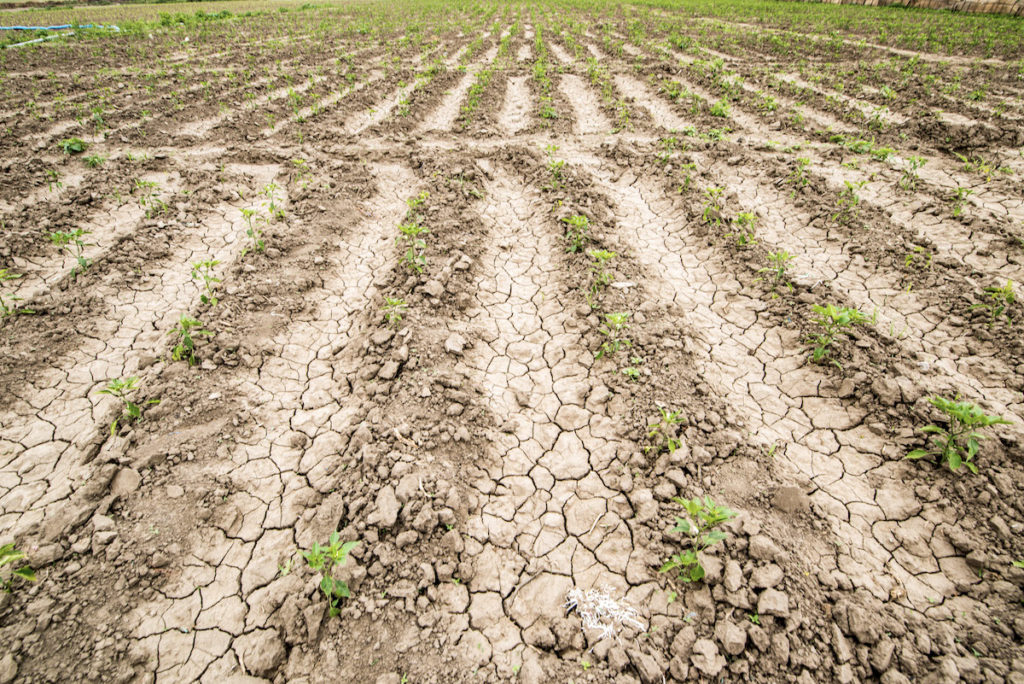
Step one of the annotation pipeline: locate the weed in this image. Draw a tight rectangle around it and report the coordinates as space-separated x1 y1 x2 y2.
595 312 630 360
645 407 686 455
59 137 88 155
84 154 105 168
96 376 159 435
0 270 33 317
757 251 794 295
748 613 761 625
303 532 359 617
659 496 736 583
906 396 1010 474
710 99 730 117
169 315 213 365
382 296 407 326
807 304 870 367
971 281 1015 327
562 214 591 253
48 229 92 278
190 259 221 307
0 544 36 592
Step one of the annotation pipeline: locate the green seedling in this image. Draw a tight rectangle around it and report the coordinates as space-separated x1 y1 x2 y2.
807 304 870 367
702 187 725 227
906 396 1011 474
831 180 867 226
728 211 757 246
971 281 1015 328
595 312 630 360
303 532 359 617
397 221 430 273
0 269 33 317
96 376 159 435
0 544 36 592
904 246 932 271
562 215 590 253
191 259 221 306
45 169 62 192
785 158 810 196
84 154 105 168
240 208 265 256
382 296 407 326
262 183 285 220
757 250 794 295
899 156 926 192
169 315 213 365
645 406 686 455
949 187 973 217
710 99 730 117
588 249 616 289
59 137 88 155
659 496 736 583
48 229 92 278
545 146 566 190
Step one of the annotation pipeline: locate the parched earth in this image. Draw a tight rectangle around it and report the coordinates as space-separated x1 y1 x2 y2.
1 2 1023 683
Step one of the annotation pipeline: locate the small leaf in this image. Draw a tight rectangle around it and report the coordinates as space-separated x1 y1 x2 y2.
905 449 930 460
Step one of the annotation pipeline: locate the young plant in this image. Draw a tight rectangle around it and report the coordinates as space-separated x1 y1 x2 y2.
622 355 643 381
562 215 591 253
595 312 631 360
59 137 88 155
240 208 265 256
785 158 810 196
807 304 870 367
757 251 794 295
644 407 686 455
701 187 725 227
96 376 159 435
0 544 36 592
971 281 1015 327
831 180 867 226
587 249 616 301
545 145 565 191
899 156 926 192
169 315 213 365
0 269 33 317
45 169 62 192
904 246 932 271
949 186 973 217
397 221 430 273
190 259 221 307
709 99 730 117
906 396 1011 474
659 496 736 583
382 296 407 326
303 532 359 617
84 154 105 168
48 229 92 278
728 211 757 247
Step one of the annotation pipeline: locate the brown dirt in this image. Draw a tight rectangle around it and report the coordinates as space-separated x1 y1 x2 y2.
1 4 1023 684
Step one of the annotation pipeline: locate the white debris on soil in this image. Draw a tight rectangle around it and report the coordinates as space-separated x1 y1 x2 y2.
564 587 647 647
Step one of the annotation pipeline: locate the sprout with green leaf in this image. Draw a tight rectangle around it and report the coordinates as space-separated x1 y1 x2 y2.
906 396 1011 474
303 532 359 617
660 497 736 583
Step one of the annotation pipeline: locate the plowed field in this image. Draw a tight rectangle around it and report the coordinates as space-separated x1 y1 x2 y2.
1 1 1023 682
